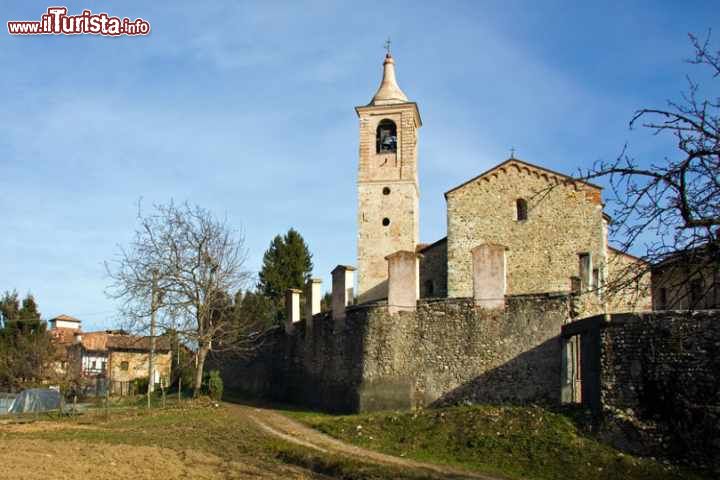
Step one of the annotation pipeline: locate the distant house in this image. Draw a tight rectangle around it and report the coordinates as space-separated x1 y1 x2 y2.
652 245 720 310
48 314 82 376
48 315 172 396
49 314 82 330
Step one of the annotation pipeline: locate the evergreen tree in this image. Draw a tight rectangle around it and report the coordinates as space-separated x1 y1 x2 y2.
0 291 42 332
257 228 313 323
0 291 20 327
19 294 41 322
257 235 287 302
321 292 332 312
0 291 51 390
234 290 276 330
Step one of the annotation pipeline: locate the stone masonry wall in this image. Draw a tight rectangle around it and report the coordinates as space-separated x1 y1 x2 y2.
605 248 652 312
108 350 172 384
225 293 571 413
562 311 720 469
446 160 605 298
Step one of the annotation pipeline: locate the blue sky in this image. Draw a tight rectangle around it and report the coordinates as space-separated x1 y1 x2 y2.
1 1 718 330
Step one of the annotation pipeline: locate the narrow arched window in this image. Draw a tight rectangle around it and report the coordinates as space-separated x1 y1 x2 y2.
376 119 397 153
516 198 528 221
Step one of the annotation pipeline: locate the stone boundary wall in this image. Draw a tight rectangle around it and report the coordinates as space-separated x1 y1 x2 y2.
222 293 571 413
561 310 720 468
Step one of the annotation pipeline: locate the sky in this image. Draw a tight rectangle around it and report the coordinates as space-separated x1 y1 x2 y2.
1 1 718 330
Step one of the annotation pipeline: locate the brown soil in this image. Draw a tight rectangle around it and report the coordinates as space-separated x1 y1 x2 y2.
0 404 500 479
0 421 99 433
0 437 317 480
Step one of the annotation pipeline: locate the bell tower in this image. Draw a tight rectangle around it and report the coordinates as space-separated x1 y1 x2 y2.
355 51 421 303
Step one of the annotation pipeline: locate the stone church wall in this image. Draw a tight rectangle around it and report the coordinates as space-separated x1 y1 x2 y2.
446 161 605 298
419 238 447 298
604 248 653 312
223 293 571 413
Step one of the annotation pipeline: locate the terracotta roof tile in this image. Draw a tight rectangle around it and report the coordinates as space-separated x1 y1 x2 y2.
78 331 171 353
52 314 81 323
106 335 171 352
80 332 108 351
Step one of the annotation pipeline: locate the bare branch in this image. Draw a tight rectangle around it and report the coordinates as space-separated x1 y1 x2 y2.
105 201 263 394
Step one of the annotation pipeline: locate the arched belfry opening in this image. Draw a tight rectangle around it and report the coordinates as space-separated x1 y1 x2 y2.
376 119 397 153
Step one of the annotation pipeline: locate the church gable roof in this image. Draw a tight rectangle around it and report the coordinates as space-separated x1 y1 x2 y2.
444 158 603 198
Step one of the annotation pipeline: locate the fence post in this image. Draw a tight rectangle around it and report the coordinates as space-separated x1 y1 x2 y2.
331 265 356 328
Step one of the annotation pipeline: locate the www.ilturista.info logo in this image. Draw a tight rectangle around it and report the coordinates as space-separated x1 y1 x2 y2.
7 7 150 36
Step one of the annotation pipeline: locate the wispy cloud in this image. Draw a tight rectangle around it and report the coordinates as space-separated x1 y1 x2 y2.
1 1 717 328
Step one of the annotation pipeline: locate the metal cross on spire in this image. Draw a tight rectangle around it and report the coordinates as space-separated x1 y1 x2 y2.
510 147 516 159
384 37 392 55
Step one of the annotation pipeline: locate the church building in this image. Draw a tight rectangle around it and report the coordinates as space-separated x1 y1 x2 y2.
230 49 656 415
355 51 649 312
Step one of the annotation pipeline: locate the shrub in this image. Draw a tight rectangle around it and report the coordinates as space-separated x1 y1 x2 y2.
133 377 149 395
206 370 223 401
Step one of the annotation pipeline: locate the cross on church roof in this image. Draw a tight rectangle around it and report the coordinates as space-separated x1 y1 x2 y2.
510 147 516 159
384 37 392 55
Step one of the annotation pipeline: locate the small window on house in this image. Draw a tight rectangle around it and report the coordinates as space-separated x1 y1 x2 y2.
376 119 397 153
91 360 96 370
516 198 528 221
382 217 390 226
120 361 129 371
382 187 391 195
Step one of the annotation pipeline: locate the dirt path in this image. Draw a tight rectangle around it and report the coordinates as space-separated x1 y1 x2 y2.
231 403 501 480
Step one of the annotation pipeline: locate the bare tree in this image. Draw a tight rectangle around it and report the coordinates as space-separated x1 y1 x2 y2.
106 201 264 396
577 32 719 308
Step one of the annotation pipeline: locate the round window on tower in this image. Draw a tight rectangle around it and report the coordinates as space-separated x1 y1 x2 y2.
382 217 391 226
382 187 391 195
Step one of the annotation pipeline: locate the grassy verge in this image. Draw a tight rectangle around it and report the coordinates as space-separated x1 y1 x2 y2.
286 404 711 480
0 399 438 480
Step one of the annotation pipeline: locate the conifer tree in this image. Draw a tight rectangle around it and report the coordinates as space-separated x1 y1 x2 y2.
0 291 51 389
257 228 313 323
234 290 276 330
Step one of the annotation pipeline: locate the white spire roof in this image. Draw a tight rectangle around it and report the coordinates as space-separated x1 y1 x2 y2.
370 53 409 105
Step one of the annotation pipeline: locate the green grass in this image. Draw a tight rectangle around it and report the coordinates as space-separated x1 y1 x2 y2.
4 398 711 480
0 399 439 480
287 404 711 480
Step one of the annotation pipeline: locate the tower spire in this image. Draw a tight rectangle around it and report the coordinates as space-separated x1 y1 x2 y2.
370 47 408 105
